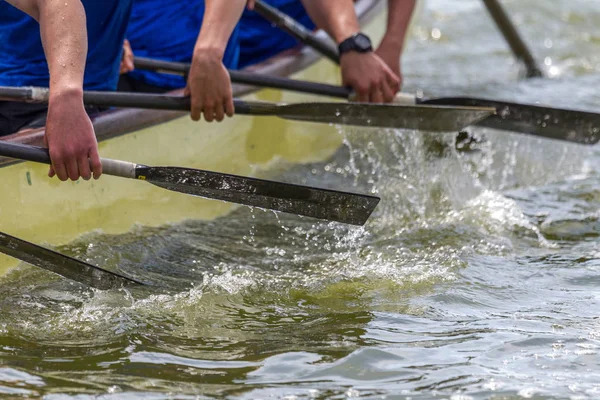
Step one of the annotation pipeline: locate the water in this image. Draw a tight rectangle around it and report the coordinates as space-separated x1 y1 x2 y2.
2 0 600 398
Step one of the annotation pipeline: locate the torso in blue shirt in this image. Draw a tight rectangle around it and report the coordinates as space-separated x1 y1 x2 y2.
239 0 315 68
125 0 241 90
0 0 132 91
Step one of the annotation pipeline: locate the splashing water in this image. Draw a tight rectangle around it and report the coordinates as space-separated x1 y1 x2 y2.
1 1 600 398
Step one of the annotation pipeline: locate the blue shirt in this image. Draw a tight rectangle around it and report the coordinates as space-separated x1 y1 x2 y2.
125 0 241 90
239 0 315 68
0 0 132 91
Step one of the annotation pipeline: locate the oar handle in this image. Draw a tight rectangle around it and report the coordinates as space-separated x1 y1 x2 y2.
133 57 351 99
253 0 340 63
0 141 137 179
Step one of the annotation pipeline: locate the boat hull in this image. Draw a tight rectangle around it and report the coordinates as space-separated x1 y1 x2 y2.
0 0 403 275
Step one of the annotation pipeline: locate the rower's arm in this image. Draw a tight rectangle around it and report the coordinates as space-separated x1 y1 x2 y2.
4 0 101 182
379 0 416 58
6 0 87 98
186 0 247 122
195 0 246 59
299 0 360 43
299 0 400 103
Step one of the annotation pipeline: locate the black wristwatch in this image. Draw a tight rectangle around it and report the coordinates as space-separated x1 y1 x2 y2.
338 33 373 55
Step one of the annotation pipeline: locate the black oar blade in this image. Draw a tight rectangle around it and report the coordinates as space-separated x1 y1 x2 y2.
277 102 496 132
0 232 144 290
421 97 600 144
138 166 379 225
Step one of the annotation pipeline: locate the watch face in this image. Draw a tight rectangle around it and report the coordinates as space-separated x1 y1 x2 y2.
355 34 371 50
339 33 373 54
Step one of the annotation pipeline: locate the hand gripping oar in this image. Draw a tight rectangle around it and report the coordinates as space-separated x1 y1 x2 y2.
253 0 542 79
0 231 143 289
0 141 379 226
132 58 600 145
0 86 493 132
247 1 600 144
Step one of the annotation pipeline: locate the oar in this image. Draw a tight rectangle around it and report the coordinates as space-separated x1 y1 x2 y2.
0 141 379 226
253 0 543 79
0 86 493 132
253 0 340 63
253 0 341 64
408 95 600 145
482 0 543 78
133 58 600 145
135 56 351 98
245 4 600 145
0 231 143 289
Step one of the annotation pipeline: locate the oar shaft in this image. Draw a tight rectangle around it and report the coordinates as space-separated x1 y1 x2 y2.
482 0 542 78
253 0 340 63
133 57 351 99
0 141 138 179
0 85 284 118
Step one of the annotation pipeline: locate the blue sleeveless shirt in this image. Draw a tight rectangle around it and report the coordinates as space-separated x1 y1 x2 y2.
0 0 132 91
238 0 315 68
125 0 241 90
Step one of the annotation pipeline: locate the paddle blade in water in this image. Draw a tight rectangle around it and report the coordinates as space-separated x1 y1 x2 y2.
274 102 496 131
137 166 380 226
421 97 600 144
0 232 143 290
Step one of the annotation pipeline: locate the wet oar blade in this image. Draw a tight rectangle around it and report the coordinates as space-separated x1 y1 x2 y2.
138 166 380 226
277 102 496 132
421 97 600 144
0 232 144 290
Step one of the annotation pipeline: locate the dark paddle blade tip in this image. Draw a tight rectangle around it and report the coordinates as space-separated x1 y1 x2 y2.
0 232 145 290
337 194 380 226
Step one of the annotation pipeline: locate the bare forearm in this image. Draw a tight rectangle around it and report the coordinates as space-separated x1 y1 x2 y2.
195 0 246 58
33 0 88 98
381 0 416 52
300 0 359 44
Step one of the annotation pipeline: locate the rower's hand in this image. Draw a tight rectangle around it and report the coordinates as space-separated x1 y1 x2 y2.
120 39 135 75
340 52 400 103
44 89 102 181
185 50 234 122
246 0 256 10
375 42 403 88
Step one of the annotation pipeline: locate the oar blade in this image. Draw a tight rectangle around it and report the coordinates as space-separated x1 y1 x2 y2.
0 232 144 290
277 102 496 132
422 97 600 144
138 166 380 225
